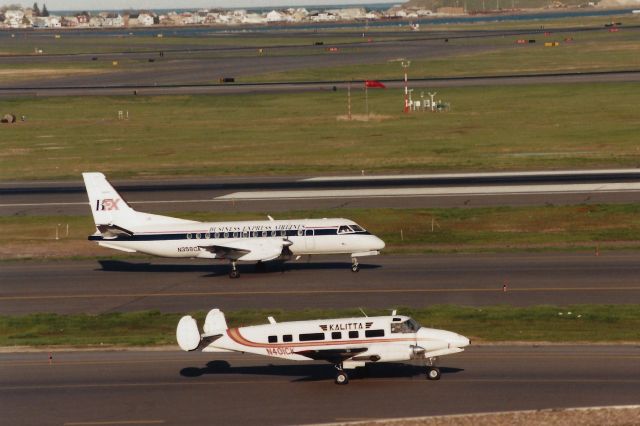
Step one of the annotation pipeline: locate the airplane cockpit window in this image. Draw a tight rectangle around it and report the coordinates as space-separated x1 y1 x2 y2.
338 225 353 234
391 319 421 334
351 224 366 232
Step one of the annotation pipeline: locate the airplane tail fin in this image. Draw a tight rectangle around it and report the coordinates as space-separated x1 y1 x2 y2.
82 172 138 228
203 308 228 335
82 172 197 232
176 309 227 352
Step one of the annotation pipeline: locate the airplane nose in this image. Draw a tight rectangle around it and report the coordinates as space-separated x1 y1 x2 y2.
371 236 385 251
452 334 470 348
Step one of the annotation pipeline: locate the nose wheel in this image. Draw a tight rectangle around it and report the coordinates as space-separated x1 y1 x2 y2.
334 363 349 385
351 257 359 273
426 366 441 380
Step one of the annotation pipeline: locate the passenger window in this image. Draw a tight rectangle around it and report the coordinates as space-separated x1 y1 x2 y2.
242 231 248 238
233 232 239 238
283 334 292 342
305 229 313 236
348 331 358 338
268 335 277 343
223 232 228 238
299 333 325 342
187 233 192 239
195 233 201 239
280 230 286 237
271 231 277 237
205 233 210 239
365 329 385 338
297 229 304 236
262 231 267 237
332 331 341 339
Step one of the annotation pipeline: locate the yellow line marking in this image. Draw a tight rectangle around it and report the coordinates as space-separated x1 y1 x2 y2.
1 287 639 301
64 421 164 426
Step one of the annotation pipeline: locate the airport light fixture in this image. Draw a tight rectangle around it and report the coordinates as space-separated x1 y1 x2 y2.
401 59 411 113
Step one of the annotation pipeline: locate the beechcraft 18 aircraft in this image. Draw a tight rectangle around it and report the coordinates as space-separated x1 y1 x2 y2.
177 308 470 384
83 172 385 278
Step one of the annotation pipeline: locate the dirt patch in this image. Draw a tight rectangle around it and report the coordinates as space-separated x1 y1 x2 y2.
323 406 640 426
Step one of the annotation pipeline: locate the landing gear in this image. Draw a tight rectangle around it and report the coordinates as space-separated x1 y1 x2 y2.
351 257 359 273
229 261 240 279
334 363 349 385
425 356 441 380
426 366 441 380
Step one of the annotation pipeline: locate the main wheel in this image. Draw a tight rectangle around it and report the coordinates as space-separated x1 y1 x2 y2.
229 270 240 279
426 367 441 381
351 264 360 273
335 371 349 385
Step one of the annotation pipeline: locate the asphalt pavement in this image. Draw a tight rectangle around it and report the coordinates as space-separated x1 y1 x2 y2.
1 345 638 425
2 253 639 315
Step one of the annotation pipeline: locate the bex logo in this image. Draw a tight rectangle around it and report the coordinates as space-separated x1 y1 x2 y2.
96 198 121 211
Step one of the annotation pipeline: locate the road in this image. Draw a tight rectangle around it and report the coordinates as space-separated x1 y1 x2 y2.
2 253 639 315
1 346 638 425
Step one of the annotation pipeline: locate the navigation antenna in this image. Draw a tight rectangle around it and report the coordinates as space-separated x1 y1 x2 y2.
359 308 368 317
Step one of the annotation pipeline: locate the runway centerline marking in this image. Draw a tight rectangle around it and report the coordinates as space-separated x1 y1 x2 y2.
1 286 639 302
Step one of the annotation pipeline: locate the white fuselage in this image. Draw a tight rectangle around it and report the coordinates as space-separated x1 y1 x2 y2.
201 315 470 365
91 218 385 261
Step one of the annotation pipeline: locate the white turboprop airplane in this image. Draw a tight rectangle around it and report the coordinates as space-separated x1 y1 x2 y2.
83 172 385 278
177 309 470 384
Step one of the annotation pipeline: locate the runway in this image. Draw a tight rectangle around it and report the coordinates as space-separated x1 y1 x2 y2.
1 346 638 425
2 253 640 315
4 170 640 216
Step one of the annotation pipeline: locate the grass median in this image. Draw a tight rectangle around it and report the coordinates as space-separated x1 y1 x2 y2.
2 81 640 181
1 305 638 347
3 204 640 260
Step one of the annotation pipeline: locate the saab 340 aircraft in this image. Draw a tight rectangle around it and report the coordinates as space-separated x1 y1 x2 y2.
177 308 470 384
83 172 385 278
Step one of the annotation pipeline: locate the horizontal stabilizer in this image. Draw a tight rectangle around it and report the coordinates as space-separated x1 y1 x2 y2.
96 224 134 239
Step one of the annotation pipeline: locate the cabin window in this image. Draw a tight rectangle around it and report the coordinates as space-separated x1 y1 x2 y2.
252 231 258 238
262 231 268 237
233 232 239 238
205 233 210 239
299 332 325 342
271 231 277 237
305 229 313 236
223 232 228 238
391 319 421 334
242 231 249 238
365 329 385 338
297 229 304 236
195 233 201 239
331 332 341 340
280 230 286 237
283 334 292 342
187 233 192 239
268 335 277 343
348 331 359 338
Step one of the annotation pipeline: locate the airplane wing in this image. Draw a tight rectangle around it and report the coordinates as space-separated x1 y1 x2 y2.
199 238 292 262
295 348 368 364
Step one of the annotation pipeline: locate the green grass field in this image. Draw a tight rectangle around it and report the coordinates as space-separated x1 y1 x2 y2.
1 305 637 346
1 81 639 181
3 204 640 260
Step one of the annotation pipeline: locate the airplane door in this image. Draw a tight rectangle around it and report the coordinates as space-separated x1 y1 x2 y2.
304 229 315 251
